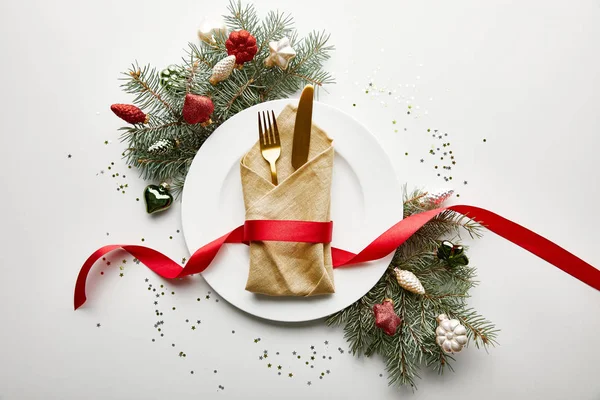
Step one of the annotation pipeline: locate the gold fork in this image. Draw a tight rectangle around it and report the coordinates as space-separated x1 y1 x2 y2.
258 110 281 185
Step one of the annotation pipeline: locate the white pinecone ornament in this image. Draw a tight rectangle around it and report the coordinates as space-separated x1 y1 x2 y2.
148 138 177 155
421 189 454 207
209 55 236 85
435 314 468 353
393 268 425 295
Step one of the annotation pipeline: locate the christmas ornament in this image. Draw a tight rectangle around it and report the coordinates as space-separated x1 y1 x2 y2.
264 37 296 70
160 65 184 92
393 268 425 295
143 183 173 214
148 138 179 155
421 189 454 207
209 55 236 85
435 314 468 353
225 30 258 64
373 299 402 336
197 17 227 44
437 240 469 267
182 94 214 125
110 104 148 124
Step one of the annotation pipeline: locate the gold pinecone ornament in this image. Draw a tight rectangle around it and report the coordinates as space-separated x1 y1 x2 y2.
393 268 425 295
209 55 236 85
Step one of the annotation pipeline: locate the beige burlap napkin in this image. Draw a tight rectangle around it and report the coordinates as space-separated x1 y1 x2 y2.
240 104 335 296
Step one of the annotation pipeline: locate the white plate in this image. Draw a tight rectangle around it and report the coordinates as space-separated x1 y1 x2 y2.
181 99 403 322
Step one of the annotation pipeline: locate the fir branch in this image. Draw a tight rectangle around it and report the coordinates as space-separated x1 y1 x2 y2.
328 188 497 389
124 65 178 117
114 1 333 192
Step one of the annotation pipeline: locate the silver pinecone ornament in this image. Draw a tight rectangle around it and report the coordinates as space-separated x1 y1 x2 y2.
393 268 425 295
421 189 454 207
148 138 178 155
209 55 236 85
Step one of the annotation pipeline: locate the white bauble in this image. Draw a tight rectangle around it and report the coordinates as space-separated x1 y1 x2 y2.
435 314 468 353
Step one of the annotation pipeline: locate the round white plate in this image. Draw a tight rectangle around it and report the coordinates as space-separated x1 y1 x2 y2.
181 99 403 322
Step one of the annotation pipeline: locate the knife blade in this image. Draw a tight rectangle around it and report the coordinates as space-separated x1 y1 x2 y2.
291 84 314 170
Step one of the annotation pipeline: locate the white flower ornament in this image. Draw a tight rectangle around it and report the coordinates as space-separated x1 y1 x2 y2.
435 314 468 353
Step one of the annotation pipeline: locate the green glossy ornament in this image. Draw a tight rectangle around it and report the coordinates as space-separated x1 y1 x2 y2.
143 183 173 214
160 65 185 93
437 240 469 267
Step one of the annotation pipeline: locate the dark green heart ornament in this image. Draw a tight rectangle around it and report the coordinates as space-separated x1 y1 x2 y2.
437 240 469 267
143 183 173 214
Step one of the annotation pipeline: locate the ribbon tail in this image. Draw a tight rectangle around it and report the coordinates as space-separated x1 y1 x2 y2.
448 205 600 291
73 225 245 310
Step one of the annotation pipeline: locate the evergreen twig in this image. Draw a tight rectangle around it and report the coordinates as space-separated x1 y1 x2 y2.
114 0 333 192
326 189 498 389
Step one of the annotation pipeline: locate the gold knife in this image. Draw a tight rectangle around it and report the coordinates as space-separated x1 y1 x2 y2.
291 84 314 170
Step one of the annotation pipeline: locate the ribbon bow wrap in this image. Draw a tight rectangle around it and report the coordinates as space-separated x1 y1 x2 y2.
241 105 335 296
73 114 600 310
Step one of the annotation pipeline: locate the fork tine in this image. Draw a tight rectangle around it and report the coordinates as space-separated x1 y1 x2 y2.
271 110 280 145
258 111 264 146
265 111 272 145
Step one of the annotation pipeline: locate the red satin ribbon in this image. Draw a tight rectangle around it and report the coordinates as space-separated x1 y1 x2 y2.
74 205 599 310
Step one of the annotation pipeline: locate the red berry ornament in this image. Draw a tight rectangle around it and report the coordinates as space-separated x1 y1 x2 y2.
225 30 258 64
373 299 402 336
182 94 214 125
110 104 148 124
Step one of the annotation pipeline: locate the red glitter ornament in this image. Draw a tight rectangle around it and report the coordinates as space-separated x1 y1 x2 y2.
182 94 214 125
225 30 258 64
373 299 402 336
110 104 148 124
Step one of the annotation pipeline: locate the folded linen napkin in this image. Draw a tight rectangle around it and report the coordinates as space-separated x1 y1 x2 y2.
240 104 335 296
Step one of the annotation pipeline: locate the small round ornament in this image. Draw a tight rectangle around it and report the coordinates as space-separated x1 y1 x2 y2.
421 189 454 207
373 299 402 336
437 240 469 267
225 30 258 64
435 314 468 353
264 37 296 70
110 104 148 124
393 268 425 295
197 17 227 44
209 55 236 85
148 138 179 155
160 64 185 92
143 183 173 214
182 94 214 125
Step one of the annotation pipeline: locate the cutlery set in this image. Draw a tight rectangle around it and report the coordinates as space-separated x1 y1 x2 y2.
259 84 314 183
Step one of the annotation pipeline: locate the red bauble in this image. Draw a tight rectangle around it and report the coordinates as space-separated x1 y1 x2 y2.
110 104 148 124
225 30 258 64
373 299 402 336
182 94 214 125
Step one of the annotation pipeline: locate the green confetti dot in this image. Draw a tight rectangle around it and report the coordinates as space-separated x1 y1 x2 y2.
405 152 408 156
136 198 140 201
104 140 109 145
128 166 132 169
392 120 396 124
407 105 412 109
483 138 487 142
352 103 356 107
427 128 431 132
169 236 173 239
141 238 145 242
172 307 176 310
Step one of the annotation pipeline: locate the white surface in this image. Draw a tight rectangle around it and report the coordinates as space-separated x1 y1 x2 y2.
1 0 599 399
181 99 403 322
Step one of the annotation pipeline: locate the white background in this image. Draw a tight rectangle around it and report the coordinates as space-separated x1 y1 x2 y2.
1 0 599 399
